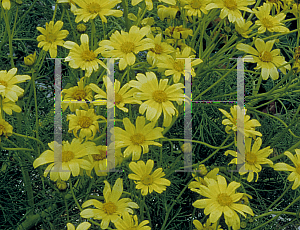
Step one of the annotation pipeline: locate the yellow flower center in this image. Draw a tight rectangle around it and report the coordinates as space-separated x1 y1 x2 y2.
245 152 257 165
72 89 86 100
152 90 168 103
217 193 233 206
261 17 274 28
103 201 117 215
87 2 101 14
62 151 75 162
224 0 237 10
0 80 8 87
190 0 202 9
173 60 185 72
78 116 93 128
121 42 136 54
92 150 106 161
296 165 300 175
46 33 56 42
150 44 164 54
115 93 123 105
259 51 273 62
81 50 96 62
130 133 145 145
141 174 153 185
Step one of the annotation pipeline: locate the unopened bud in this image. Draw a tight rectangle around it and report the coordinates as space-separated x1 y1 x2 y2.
24 51 36 66
181 143 192 153
56 180 67 190
76 24 87 33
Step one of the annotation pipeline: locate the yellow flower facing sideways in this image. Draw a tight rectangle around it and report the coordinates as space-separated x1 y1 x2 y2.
113 212 151 230
1 97 22 115
237 38 291 80
193 219 223 230
0 119 13 138
131 0 176 10
192 175 254 230
80 178 139 229
225 137 273 182
273 149 300 189
1 0 10 10
128 159 171 196
66 222 91 230
37 20 69 58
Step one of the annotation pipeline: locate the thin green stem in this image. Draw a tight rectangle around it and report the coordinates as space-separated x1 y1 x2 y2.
12 132 45 151
3 9 15 68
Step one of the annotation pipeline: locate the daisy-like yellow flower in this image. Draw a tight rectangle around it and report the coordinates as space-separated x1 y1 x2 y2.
0 119 13 138
193 219 223 230
62 78 93 112
164 25 193 39
237 38 291 80
72 0 123 23
67 222 91 230
0 68 31 102
114 116 164 160
234 19 253 38
253 3 289 33
157 5 180 20
273 149 300 190
206 0 255 27
64 34 107 77
192 175 254 230
33 139 95 181
146 33 175 66
219 105 262 139
99 26 154 70
129 72 185 127
182 0 210 17
2 0 10 10
128 159 171 196
113 212 151 230
67 109 105 140
225 137 273 182
37 21 69 58
80 178 139 229
1 97 21 115
157 46 203 83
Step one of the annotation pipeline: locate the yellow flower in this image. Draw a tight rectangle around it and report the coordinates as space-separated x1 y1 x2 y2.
113 212 151 230
72 0 123 23
273 149 300 189
157 5 179 20
64 34 107 77
206 0 255 27
265 0 286 13
0 118 13 138
24 51 37 66
76 23 87 33
128 159 171 196
80 178 139 229
129 72 185 127
253 3 289 33
164 25 193 39
61 78 93 112
1 97 22 115
157 46 203 83
33 138 95 181
225 137 273 182
99 26 154 70
114 116 164 160
2 0 10 10
189 168 219 194
183 0 210 17
192 175 254 230
146 33 175 66
67 222 91 230
218 105 262 139
237 38 291 80
234 19 253 38
132 0 176 10
67 109 105 140
37 21 69 58
291 3 300 17
56 179 68 190
0 68 31 102
193 219 223 230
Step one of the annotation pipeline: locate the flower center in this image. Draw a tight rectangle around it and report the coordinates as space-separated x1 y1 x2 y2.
150 44 164 54
46 33 56 42
261 17 274 28
173 60 185 72
72 89 86 100
217 193 233 206
259 51 273 62
87 2 101 14
152 90 168 103
81 50 96 62
115 93 123 105
141 174 153 185
190 0 202 9
92 150 106 161
0 80 8 87
62 151 75 162
103 201 117 215
224 0 237 10
296 165 300 175
78 116 93 128
245 152 257 165
130 133 145 145
120 42 136 54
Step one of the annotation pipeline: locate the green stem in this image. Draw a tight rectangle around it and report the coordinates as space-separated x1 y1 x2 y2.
253 76 262 96
90 19 96 49
12 132 45 151
52 3 58 21
3 9 15 68
69 178 82 211
122 0 130 31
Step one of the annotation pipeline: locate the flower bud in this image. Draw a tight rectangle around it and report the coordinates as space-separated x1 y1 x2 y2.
181 143 192 153
76 24 87 33
24 51 36 66
197 164 208 176
56 180 67 190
